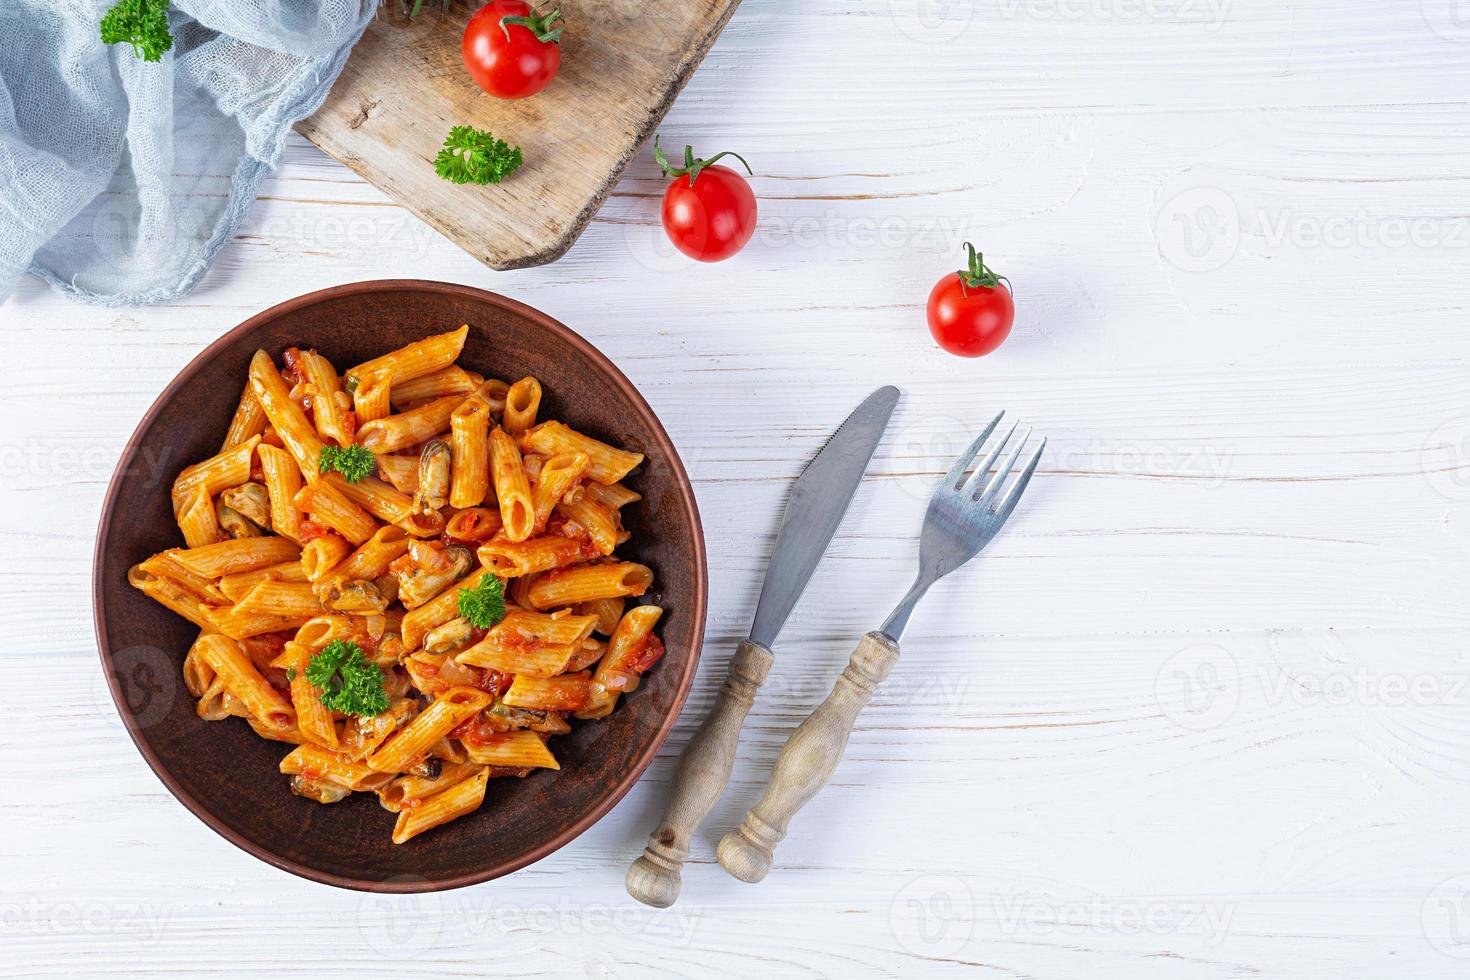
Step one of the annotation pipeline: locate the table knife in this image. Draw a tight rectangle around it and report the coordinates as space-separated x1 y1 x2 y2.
625 385 900 908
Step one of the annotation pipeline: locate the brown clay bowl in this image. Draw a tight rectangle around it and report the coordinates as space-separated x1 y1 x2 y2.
93 280 706 892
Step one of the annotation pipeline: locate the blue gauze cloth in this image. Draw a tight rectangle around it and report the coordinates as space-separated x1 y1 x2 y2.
0 1 375 306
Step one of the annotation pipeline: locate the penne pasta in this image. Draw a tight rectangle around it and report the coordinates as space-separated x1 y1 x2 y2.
368 687 491 773
502 376 542 436
584 481 641 510
175 485 224 548
294 480 377 545
375 453 420 494
444 506 501 543
279 641 338 749
300 534 354 582
249 351 325 478
203 604 310 640
378 762 484 812
182 636 215 698
526 562 653 610
280 744 393 792
478 534 596 578
400 567 488 651
139 550 227 605
258 443 306 544
461 730 558 770
565 636 607 673
579 597 626 636
555 495 621 556
294 348 354 447
317 525 409 589
455 610 597 677
323 473 443 539
338 699 418 762
580 604 664 718
218 559 308 603
171 536 302 579
392 766 488 844
172 437 258 510
489 427 534 543
519 421 644 485
507 572 538 611
449 388 493 507
234 581 322 620
351 368 393 424
502 671 596 712
193 633 295 734
293 615 360 652
221 383 268 451
358 392 462 455
348 325 469 389
390 365 485 410
530 451 589 532
130 330 669 844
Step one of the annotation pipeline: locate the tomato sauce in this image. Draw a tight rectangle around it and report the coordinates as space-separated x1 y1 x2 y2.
626 634 666 674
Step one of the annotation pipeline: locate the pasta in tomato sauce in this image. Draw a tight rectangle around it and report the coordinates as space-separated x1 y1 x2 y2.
129 328 666 844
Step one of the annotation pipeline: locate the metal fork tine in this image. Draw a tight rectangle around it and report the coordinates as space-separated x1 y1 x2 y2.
974 427 1031 510
989 438 1046 525
961 421 1018 496
938 411 1004 493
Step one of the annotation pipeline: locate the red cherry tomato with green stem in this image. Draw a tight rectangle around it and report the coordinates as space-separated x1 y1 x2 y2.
462 1 563 100
655 136 758 262
927 243 1015 357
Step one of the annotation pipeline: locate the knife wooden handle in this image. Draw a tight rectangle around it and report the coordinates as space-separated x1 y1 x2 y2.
626 638 775 908
716 630 898 883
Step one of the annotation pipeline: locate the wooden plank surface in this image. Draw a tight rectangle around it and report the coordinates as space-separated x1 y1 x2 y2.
297 0 741 270
6 0 1470 976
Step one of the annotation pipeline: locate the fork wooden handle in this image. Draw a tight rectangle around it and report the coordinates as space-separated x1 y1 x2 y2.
717 630 899 883
626 638 774 908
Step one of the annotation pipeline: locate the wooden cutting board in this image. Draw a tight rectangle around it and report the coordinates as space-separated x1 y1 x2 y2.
297 1 741 270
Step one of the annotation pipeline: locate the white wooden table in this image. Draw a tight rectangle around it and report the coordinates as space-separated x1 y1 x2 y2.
4 1 1469 976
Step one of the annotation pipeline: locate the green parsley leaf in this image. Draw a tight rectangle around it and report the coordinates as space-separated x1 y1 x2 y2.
101 0 174 62
344 374 360 395
457 576 506 629
305 640 389 717
285 667 297 682
434 126 523 186
319 444 376 483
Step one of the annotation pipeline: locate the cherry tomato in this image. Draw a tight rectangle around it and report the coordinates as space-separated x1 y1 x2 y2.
926 244 1015 357
655 136 757 262
462 1 563 100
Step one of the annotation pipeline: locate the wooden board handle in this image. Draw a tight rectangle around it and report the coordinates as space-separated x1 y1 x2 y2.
626 638 775 907
716 631 898 883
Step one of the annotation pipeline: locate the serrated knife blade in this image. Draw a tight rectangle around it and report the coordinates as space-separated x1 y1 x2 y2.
747 386 899 648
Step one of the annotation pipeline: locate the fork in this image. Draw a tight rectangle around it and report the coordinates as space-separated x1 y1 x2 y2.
715 413 1045 882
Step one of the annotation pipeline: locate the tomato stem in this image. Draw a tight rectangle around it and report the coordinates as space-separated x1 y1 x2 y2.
654 134 754 186
501 4 564 43
958 242 1011 294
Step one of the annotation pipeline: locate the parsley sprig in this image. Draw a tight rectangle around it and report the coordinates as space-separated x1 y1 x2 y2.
434 126 523 186
101 0 174 62
319 444 376 483
306 640 389 717
457 576 506 629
